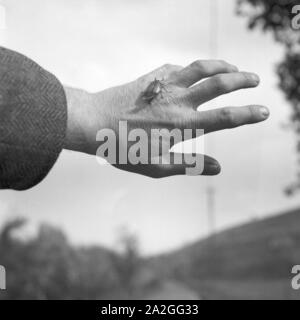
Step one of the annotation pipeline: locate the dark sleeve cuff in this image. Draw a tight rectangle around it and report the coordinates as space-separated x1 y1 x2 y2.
0 47 67 190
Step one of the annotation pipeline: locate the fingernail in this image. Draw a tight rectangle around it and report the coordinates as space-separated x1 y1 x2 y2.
260 106 270 118
251 73 260 83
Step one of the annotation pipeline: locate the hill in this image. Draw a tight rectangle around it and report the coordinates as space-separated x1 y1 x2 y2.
150 208 300 299
2 209 300 299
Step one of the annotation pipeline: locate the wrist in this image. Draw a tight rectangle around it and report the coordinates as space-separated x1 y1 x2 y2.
64 87 99 155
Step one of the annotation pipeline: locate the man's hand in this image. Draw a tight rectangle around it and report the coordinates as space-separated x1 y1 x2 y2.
64 60 269 178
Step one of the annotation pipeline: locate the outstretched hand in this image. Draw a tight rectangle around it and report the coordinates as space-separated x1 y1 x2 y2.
65 60 269 178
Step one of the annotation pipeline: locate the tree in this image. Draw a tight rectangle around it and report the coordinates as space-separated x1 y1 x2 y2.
0 218 121 300
236 0 300 194
112 228 141 298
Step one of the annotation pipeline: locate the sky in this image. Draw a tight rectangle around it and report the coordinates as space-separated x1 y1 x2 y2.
0 0 299 255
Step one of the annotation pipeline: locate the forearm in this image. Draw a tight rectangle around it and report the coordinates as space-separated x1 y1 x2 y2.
0 47 67 190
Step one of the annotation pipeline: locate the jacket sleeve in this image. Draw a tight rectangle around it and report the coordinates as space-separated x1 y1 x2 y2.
0 47 67 190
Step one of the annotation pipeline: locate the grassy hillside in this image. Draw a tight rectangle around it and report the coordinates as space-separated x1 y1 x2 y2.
151 208 300 299
2 209 300 299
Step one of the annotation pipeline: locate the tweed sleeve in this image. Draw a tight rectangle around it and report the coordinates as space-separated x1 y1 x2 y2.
0 47 67 190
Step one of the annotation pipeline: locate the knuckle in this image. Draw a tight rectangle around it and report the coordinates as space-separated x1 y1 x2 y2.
220 107 237 127
248 105 257 120
191 60 206 72
171 64 183 72
168 65 184 80
162 63 173 71
212 75 228 92
191 60 202 68
217 59 227 66
218 60 232 70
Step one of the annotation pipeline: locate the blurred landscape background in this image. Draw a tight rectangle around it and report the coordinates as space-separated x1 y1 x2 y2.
0 208 300 299
1 0 300 299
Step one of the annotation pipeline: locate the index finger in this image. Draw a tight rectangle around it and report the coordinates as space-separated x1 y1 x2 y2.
187 72 260 108
168 60 238 88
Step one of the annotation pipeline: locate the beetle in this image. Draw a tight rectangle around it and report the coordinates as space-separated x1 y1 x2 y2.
142 78 169 104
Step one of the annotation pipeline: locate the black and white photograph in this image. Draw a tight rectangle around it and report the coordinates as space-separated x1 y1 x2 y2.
0 0 300 304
